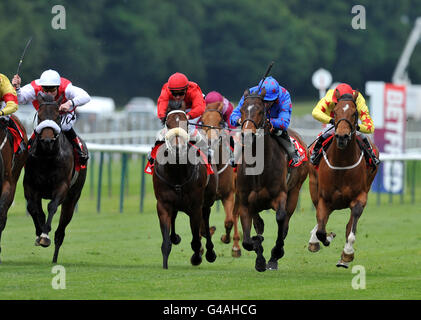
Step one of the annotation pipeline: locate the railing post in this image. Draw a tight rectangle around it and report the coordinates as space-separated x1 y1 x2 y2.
120 153 128 213
97 151 104 213
140 155 146 213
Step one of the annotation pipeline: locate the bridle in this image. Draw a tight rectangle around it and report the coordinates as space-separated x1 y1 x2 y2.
241 94 270 133
334 95 359 137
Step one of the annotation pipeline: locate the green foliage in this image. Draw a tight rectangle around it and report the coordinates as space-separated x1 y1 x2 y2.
0 0 419 105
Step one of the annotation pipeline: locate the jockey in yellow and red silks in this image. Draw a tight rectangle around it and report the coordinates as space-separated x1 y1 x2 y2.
310 83 380 166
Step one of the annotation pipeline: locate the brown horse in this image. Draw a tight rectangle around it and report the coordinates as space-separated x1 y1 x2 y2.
23 93 87 263
236 88 309 272
308 90 378 268
201 101 240 257
152 100 218 269
0 114 28 262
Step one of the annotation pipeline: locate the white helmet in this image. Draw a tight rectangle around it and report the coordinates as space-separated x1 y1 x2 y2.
35 69 61 86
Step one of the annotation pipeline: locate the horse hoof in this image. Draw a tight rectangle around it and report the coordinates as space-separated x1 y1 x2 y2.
35 236 41 246
327 232 336 242
206 250 216 263
255 257 266 272
308 242 320 252
231 247 241 258
341 251 354 263
39 237 51 248
209 226 216 236
221 234 231 244
266 261 278 270
191 254 202 266
336 260 349 268
171 234 181 245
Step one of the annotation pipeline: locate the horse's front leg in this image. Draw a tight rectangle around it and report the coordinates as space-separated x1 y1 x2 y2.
189 206 203 267
0 180 13 262
337 194 367 268
157 200 173 269
202 205 216 263
40 183 69 247
314 198 335 247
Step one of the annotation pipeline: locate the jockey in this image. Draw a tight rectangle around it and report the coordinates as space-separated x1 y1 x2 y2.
230 76 300 166
204 91 236 129
0 73 26 153
12 70 90 165
310 83 380 166
149 72 208 163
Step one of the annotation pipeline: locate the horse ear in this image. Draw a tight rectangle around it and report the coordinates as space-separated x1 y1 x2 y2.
243 89 250 98
36 92 45 104
217 102 224 112
57 94 64 106
352 90 359 101
260 87 266 99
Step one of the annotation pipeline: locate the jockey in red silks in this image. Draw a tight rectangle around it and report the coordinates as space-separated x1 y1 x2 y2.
13 70 90 165
204 91 236 129
149 72 210 163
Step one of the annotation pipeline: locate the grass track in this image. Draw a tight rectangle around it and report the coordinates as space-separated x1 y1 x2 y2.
0 157 420 300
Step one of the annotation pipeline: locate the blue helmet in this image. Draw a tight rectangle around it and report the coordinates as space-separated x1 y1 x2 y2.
258 76 279 101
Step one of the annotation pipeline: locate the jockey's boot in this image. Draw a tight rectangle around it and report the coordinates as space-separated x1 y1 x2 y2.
360 134 380 166
310 132 331 165
64 128 89 165
273 129 300 166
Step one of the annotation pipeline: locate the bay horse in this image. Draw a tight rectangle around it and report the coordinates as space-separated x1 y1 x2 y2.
23 93 87 263
152 100 218 269
308 90 378 268
200 101 241 257
0 114 28 262
236 88 309 272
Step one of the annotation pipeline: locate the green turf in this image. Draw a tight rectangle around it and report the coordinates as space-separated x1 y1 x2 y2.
0 156 420 300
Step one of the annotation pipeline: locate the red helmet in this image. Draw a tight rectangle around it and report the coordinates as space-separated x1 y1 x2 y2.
168 72 189 90
332 83 354 102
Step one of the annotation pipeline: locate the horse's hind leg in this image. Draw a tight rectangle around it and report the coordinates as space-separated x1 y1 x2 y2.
189 207 203 266
170 211 181 245
337 197 366 268
220 194 234 244
231 195 241 258
202 206 216 263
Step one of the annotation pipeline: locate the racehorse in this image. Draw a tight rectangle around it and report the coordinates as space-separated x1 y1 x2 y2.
23 93 87 263
201 101 240 257
0 115 28 262
236 88 309 272
308 90 378 268
152 100 218 269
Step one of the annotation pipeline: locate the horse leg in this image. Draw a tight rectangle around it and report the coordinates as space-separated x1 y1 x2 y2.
315 198 335 247
202 205 216 263
220 194 234 244
231 194 241 258
267 192 288 270
25 190 44 246
40 184 68 248
0 181 16 262
52 201 75 263
170 211 181 245
337 197 366 268
157 201 172 269
189 207 203 266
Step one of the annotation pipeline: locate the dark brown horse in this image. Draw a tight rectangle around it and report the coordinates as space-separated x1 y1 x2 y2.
0 114 28 262
201 101 240 257
23 93 87 263
308 90 378 268
236 89 309 272
152 100 218 269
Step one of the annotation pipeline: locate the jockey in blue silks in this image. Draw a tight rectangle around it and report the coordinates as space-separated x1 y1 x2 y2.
230 76 300 166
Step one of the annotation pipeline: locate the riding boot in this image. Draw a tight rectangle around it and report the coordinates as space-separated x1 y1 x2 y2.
274 129 300 166
360 134 380 166
64 128 89 165
310 132 331 165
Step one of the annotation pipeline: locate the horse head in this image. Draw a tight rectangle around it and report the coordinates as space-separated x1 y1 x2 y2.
34 92 63 154
333 90 359 150
164 100 190 155
201 102 224 141
240 88 267 135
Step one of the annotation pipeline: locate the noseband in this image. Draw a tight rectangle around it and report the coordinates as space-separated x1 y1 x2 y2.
335 96 358 136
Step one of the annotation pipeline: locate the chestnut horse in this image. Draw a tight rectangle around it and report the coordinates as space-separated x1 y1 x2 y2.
308 90 378 268
23 93 87 263
152 101 218 269
236 88 309 272
0 115 28 262
201 101 240 257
